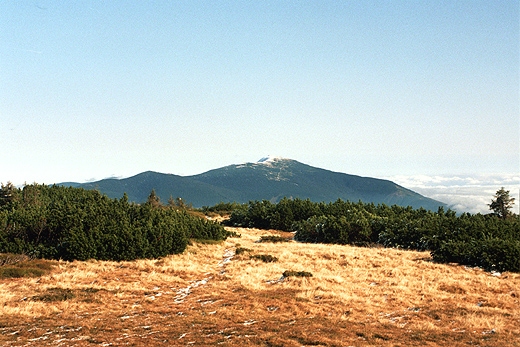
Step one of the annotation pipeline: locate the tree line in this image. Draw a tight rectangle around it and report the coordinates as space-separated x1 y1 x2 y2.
225 190 519 272
0 183 228 261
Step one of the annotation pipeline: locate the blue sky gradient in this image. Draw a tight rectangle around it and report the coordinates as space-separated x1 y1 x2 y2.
1 1 518 212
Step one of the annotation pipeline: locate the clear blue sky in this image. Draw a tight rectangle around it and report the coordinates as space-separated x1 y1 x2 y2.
1 1 518 190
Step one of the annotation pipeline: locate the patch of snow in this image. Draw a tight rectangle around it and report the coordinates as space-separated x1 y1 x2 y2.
218 249 235 268
266 275 285 284
257 155 285 164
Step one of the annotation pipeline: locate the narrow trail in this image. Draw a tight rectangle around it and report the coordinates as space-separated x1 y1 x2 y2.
173 247 235 304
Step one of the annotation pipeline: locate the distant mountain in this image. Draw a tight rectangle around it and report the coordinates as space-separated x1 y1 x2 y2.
62 157 446 210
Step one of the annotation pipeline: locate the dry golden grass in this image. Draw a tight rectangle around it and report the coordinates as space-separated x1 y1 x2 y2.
1 227 519 346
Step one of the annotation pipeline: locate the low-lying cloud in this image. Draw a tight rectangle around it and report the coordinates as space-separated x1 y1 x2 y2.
385 173 520 215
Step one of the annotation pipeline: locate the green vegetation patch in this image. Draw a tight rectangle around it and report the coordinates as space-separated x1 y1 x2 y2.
250 254 278 263
259 235 290 243
235 247 252 255
283 270 313 278
201 202 243 215
0 254 54 279
32 288 75 302
226 230 242 238
191 239 224 245
0 267 46 279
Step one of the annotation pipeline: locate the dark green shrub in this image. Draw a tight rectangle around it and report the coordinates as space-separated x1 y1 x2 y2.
32 288 75 302
258 235 290 243
225 200 275 228
0 255 54 278
250 254 278 263
226 229 241 238
224 204 249 226
201 202 243 215
432 238 520 272
293 214 371 245
283 270 313 277
192 239 223 245
235 247 252 255
0 267 45 278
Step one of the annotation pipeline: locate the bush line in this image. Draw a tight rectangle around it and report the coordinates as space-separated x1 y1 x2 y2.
224 198 520 273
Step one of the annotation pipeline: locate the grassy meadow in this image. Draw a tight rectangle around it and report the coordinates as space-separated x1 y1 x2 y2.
1 226 519 346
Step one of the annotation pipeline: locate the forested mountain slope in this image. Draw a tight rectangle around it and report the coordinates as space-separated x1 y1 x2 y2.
64 157 445 210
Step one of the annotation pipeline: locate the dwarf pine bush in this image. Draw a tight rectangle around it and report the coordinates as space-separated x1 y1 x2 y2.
0 184 228 261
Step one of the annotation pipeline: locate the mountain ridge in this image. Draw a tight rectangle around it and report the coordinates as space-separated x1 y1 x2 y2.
62 157 446 210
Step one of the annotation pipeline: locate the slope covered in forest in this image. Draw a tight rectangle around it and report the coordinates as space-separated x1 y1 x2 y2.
65 157 445 210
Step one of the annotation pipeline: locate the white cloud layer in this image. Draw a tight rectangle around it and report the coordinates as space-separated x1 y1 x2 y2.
385 173 520 215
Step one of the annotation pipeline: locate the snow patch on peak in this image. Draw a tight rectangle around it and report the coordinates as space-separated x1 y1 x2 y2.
257 156 284 163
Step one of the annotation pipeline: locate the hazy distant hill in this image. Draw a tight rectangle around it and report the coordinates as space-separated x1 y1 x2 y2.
63 157 446 210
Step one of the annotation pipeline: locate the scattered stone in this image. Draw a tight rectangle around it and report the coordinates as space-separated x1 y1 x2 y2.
483 329 496 335
266 276 285 284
